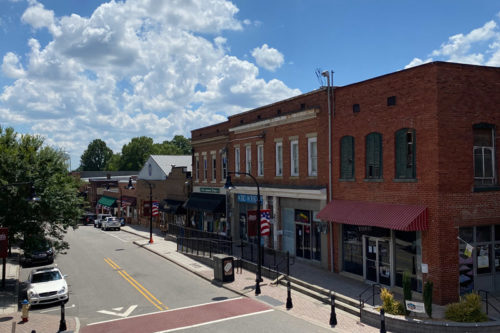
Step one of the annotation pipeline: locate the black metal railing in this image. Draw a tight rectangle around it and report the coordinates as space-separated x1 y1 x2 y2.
166 223 232 242
175 234 294 280
358 283 381 310
478 289 500 317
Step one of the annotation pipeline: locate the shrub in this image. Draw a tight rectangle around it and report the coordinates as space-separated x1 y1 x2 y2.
445 293 488 322
380 288 405 315
403 271 412 315
423 280 433 318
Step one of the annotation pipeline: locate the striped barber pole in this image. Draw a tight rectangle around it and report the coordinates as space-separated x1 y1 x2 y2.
152 201 159 216
260 209 271 236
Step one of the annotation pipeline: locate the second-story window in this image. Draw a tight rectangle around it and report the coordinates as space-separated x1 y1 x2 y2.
203 155 208 180
474 123 496 187
340 136 354 179
308 137 317 176
395 128 416 179
246 145 252 174
257 144 264 176
366 132 382 179
221 151 227 181
235 147 240 174
291 140 299 176
212 154 216 181
195 156 199 181
276 142 283 176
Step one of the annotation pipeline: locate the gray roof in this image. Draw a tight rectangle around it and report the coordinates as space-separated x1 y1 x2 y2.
151 155 192 174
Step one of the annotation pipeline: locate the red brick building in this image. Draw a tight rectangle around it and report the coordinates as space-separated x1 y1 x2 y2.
318 61 500 304
191 61 500 305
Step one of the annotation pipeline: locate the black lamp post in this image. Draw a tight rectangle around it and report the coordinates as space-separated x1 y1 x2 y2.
142 180 154 244
225 171 262 295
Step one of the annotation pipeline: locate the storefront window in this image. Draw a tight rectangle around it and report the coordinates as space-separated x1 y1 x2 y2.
476 226 492 242
477 244 491 275
495 244 500 272
395 231 421 292
459 227 473 243
342 225 363 276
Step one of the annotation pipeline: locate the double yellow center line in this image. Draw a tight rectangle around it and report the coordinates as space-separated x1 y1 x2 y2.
104 257 168 311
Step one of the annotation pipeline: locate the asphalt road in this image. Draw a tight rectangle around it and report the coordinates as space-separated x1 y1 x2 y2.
20 226 331 332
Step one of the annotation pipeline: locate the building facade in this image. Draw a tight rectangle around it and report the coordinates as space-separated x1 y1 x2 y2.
317 62 500 305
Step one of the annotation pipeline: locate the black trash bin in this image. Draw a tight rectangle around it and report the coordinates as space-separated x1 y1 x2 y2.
213 254 235 282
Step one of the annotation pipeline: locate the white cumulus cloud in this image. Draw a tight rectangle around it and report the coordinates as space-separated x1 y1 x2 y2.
0 0 300 167
251 44 285 71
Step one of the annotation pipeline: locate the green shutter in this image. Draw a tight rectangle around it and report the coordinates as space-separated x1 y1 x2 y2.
395 128 415 179
341 136 354 179
366 133 382 178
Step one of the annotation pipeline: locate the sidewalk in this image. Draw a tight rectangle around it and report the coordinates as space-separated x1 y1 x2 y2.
0 249 77 333
122 225 379 333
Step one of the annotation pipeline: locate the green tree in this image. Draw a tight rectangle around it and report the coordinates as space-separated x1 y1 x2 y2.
0 127 84 252
80 139 113 171
170 135 191 154
119 136 154 171
106 153 121 171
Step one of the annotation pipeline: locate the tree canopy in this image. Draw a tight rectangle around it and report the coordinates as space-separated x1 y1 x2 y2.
80 139 113 171
0 127 84 252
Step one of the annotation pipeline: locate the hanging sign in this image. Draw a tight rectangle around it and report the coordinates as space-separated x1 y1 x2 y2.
464 243 474 258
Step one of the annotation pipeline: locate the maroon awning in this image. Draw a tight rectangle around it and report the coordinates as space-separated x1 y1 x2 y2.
316 200 428 231
121 196 136 207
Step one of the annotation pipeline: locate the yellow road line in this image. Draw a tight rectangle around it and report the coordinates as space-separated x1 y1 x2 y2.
104 257 168 311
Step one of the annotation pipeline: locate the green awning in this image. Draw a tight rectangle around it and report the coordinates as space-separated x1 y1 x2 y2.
97 196 117 207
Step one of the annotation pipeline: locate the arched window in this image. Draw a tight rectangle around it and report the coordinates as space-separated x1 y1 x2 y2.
395 128 416 179
366 132 382 179
340 136 355 179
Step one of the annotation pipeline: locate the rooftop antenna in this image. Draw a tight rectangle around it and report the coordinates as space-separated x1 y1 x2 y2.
315 68 327 87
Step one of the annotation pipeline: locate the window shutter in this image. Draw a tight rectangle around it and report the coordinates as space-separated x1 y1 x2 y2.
366 133 382 178
395 129 407 178
341 136 354 179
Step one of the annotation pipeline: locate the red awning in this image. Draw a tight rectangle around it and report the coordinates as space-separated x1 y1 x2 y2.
121 196 136 207
316 200 428 231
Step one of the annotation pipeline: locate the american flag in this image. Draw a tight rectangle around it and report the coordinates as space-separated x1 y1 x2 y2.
152 201 159 216
260 209 271 236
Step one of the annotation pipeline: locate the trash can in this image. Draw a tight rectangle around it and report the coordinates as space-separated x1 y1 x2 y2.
213 254 234 282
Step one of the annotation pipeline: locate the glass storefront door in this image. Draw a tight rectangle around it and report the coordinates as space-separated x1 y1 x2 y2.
364 236 392 285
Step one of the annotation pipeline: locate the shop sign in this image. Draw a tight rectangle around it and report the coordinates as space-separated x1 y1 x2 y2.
405 301 425 313
200 187 220 194
237 194 262 204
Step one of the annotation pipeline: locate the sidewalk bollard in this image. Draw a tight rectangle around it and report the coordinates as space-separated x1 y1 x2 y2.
286 280 293 309
59 301 67 332
21 299 30 322
380 308 386 333
329 293 337 326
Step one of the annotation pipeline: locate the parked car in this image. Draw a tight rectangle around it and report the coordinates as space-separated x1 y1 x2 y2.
101 216 121 231
22 239 54 267
81 212 97 226
94 213 112 228
27 266 69 305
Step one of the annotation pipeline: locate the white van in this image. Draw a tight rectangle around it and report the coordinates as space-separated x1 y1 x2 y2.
94 213 112 228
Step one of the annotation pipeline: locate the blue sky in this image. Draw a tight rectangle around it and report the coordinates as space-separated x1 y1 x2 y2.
1 0 499 169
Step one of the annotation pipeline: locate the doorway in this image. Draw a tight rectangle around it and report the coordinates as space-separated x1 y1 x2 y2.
364 236 392 286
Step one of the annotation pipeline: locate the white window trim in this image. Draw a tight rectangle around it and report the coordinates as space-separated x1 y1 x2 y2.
221 152 227 182
308 137 317 176
276 142 283 176
235 147 240 176
291 140 299 176
257 144 264 177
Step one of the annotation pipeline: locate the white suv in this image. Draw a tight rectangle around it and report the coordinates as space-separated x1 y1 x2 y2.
94 213 112 228
27 266 69 305
102 216 121 231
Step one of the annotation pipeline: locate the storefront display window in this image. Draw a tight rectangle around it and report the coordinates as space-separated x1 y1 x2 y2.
476 226 491 242
342 224 363 276
394 231 421 292
477 244 491 275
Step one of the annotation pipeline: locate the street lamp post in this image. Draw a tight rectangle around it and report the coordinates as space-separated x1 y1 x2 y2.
225 171 262 295
142 180 154 244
